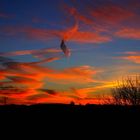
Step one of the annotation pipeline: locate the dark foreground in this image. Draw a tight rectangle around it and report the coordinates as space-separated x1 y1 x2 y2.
0 104 140 130
0 104 140 115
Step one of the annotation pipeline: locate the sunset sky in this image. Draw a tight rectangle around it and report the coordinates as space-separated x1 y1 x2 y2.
0 0 140 105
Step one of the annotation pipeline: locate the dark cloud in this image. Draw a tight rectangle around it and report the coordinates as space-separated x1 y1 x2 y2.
40 89 58 95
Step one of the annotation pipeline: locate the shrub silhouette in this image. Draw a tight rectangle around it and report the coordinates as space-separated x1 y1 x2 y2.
70 101 75 105
111 75 140 105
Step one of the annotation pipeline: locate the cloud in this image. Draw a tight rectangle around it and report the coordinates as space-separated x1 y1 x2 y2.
63 1 140 43
120 56 140 64
90 5 134 25
39 89 58 95
1 1 140 43
63 4 94 25
115 51 140 64
0 13 12 18
0 47 62 61
27 94 75 104
71 82 117 97
65 2 133 25
0 56 100 104
1 24 111 43
64 1 137 30
0 48 60 56
123 51 140 55
62 24 111 43
26 89 102 105
0 56 116 105
0 57 51 99
2 1 140 105
115 28 140 39
44 65 99 84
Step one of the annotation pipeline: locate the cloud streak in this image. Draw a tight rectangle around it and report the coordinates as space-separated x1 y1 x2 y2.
120 56 140 64
115 28 140 40
115 51 140 64
0 13 12 18
0 24 111 44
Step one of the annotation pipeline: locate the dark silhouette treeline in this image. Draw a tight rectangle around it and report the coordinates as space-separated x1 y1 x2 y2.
0 104 140 115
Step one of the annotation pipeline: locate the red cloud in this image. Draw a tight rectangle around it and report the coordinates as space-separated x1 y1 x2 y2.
115 28 140 39
64 2 136 31
70 30 111 43
63 4 93 25
91 5 134 25
62 24 111 43
1 24 111 43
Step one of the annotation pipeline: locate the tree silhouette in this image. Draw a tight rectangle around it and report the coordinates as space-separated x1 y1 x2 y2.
70 101 75 105
111 75 140 105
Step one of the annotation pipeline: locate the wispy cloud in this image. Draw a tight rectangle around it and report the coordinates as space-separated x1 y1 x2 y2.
90 4 134 25
0 13 12 18
63 1 140 42
0 25 111 43
0 48 62 60
115 28 140 40
124 51 140 55
0 56 101 104
115 51 140 64
64 1 137 28
120 56 140 64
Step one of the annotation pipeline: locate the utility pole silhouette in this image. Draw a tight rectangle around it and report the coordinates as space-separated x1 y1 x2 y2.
3 97 8 105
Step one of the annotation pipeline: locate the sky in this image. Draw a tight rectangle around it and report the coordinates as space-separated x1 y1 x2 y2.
0 0 140 105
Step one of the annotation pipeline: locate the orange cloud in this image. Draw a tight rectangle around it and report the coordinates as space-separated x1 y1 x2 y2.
115 51 140 64
120 56 140 64
26 90 108 105
44 65 99 84
26 89 103 105
30 96 75 105
71 82 116 96
6 63 99 85
0 56 101 104
0 57 52 101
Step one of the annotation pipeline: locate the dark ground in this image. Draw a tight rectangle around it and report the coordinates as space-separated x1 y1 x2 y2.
0 103 140 115
0 104 139 135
